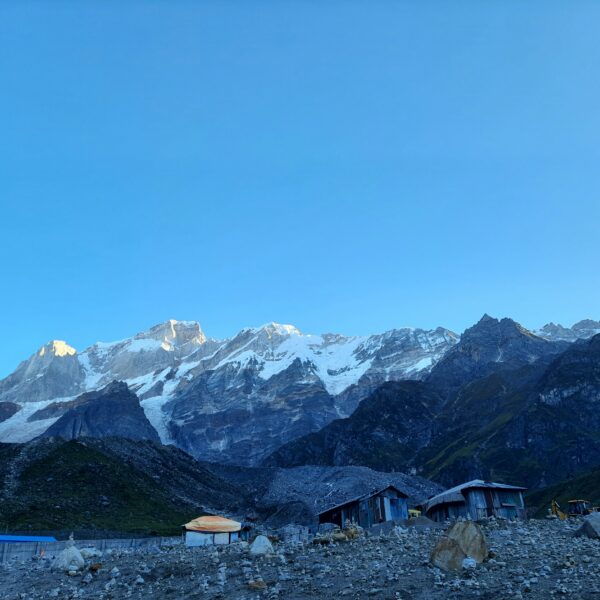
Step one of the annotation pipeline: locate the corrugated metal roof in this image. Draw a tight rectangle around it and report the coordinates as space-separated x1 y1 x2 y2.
0 535 57 543
318 485 407 516
423 480 527 513
183 515 241 533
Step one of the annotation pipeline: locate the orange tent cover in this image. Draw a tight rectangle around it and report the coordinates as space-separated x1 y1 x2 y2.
184 515 242 533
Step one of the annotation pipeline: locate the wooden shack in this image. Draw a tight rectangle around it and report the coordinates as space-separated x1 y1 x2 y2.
423 480 527 522
318 485 408 529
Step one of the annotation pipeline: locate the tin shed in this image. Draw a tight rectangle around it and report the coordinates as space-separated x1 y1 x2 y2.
318 485 408 529
423 480 527 522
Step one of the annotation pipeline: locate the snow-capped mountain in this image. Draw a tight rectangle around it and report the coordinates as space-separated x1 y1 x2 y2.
535 319 600 342
0 319 458 463
2 316 596 465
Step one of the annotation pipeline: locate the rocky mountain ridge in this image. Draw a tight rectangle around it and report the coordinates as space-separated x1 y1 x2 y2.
0 319 458 463
0 315 597 466
535 319 600 342
268 318 600 489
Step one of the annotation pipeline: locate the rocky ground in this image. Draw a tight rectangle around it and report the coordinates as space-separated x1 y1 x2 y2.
1 518 600 599
204 462 443 525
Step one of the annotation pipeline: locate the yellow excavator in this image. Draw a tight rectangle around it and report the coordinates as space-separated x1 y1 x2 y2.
551 500 567 520
551 499 599 519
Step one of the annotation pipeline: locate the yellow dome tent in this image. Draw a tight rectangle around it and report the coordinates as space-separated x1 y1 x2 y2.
183 515 242 546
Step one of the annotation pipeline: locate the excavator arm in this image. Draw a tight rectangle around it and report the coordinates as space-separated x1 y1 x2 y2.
551 500 567 520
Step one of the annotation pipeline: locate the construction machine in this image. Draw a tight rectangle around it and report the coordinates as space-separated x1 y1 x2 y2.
550 500 567 520
567 499 593 517
551 499 599 519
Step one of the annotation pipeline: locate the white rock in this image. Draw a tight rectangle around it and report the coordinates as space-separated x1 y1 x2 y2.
575 513 600 539
80 547 103 559
250 535 274 555
52 546 85 573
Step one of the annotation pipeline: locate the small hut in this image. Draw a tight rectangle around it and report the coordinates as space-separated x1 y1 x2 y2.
318 485 408 529
183 515 242 547
423 480 527 522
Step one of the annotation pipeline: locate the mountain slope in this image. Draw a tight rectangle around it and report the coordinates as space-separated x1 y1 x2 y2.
426 314 566 398
0 436 444 534
268 323 600 490
201 462 444 526
0 437 248 536
39 381 160 442
526 466 600 517
264 381 441 471
0 314 596 467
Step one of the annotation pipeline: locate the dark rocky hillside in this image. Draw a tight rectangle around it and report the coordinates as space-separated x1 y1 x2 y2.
406 334 600 488
39 381 160 442
527 466 600 517
0 436 443 536
426 314 566 399
0 437 248 536
267 327 600 492
0 401 20 423
202 460 443 527
264 381 441 472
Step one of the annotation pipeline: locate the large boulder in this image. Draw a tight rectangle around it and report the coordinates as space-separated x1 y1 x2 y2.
430 521 488 571
52 545 85 573
430 537 466 571
576 512 600 539
249 535 274 555
448 521 488 562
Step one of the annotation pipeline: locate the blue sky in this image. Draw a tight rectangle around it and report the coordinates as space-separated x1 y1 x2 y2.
1 1 599 376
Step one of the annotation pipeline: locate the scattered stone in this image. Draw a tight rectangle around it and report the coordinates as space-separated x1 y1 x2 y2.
0 518 598 599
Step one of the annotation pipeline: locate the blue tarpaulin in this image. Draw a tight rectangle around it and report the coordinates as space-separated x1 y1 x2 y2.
0 535 57 543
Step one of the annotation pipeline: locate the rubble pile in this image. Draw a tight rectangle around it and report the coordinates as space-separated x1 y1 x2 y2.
1 518 600 599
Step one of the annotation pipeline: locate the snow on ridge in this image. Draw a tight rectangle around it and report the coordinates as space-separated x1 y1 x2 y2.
77 352 103 390
0 319 460 445
253 322 302 336
140 395 175 444
406 356 433 373
39 340 77 358
123 338 166 353
194 324 457 396
0 397 72 443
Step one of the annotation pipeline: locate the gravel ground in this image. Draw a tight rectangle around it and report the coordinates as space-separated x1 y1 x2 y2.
1 518 600 599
